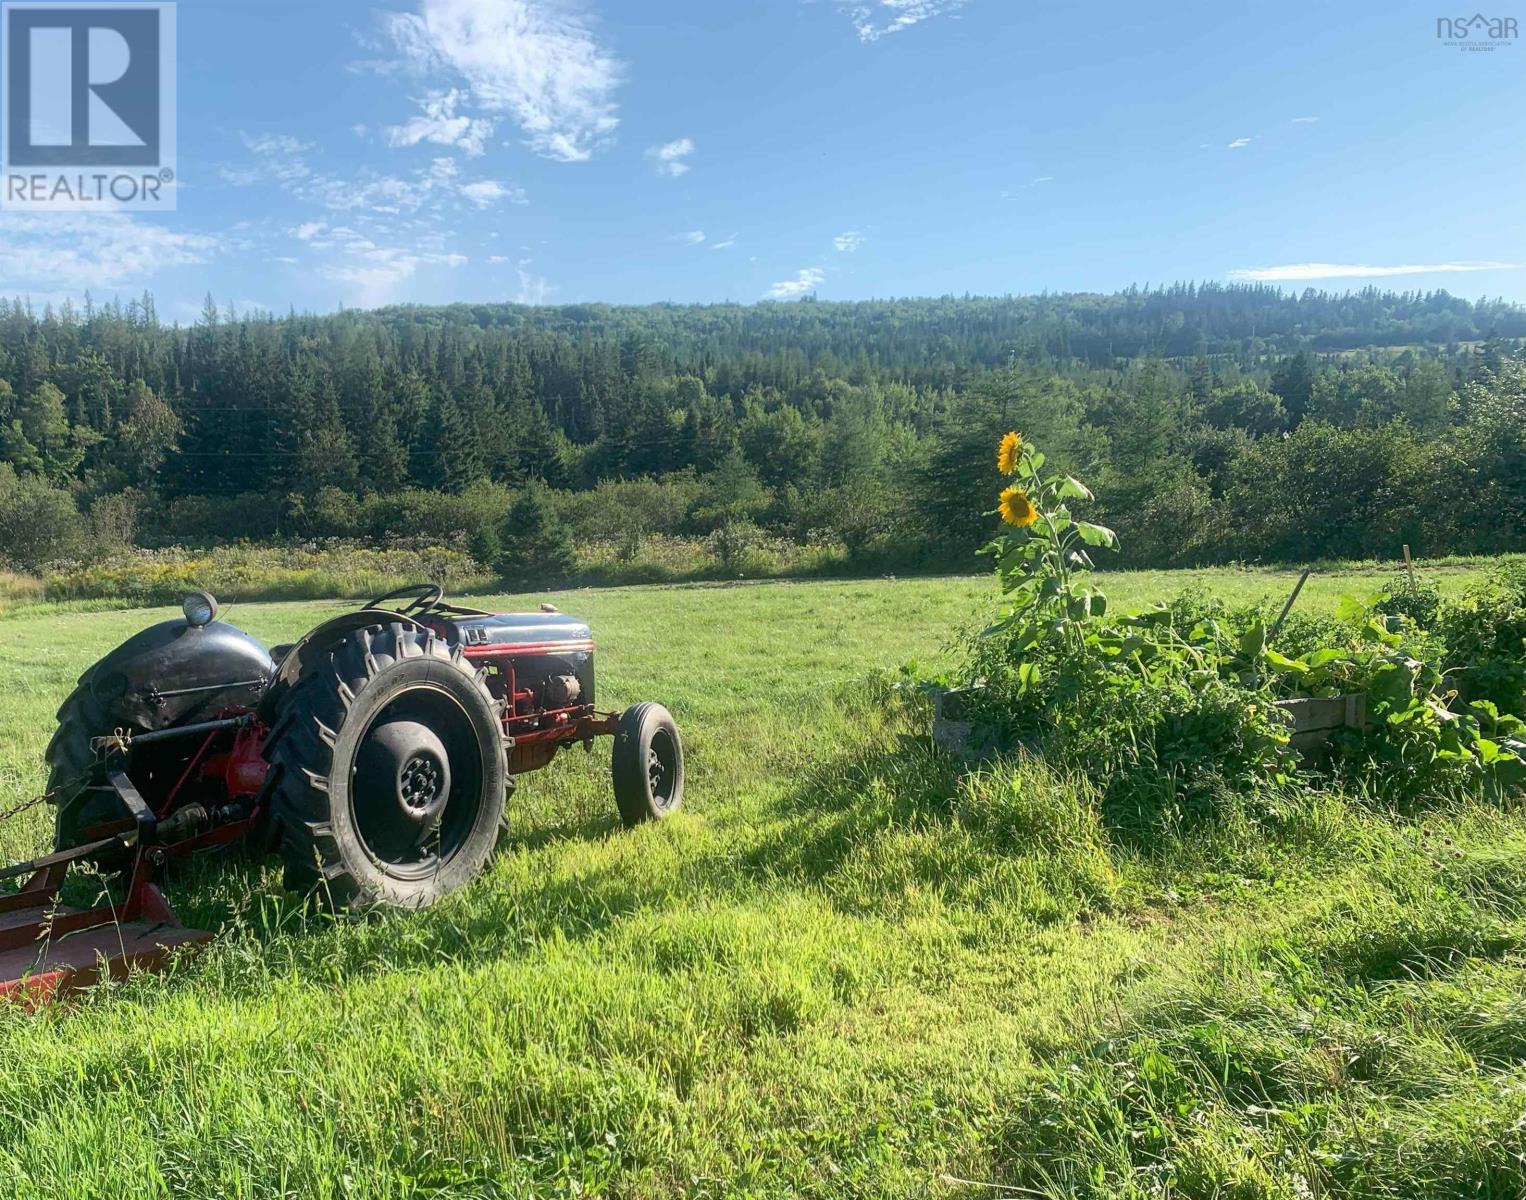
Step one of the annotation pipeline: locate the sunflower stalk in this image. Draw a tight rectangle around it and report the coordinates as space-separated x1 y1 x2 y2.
979 433 1116 692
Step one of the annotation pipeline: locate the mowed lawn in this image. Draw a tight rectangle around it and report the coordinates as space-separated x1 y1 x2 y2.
0 565 1521 1199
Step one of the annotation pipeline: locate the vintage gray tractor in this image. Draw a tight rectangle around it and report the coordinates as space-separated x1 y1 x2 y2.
0 585 683 999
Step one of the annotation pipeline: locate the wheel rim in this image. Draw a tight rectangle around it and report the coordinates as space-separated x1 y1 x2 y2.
647 728 678 811
349 686 484 880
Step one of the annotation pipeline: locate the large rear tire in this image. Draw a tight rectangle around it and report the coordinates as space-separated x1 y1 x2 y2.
612 702 684 827
263 621 508 909
44 667 130 863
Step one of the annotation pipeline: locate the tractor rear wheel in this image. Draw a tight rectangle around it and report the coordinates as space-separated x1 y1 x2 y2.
262 621 508 909
611 702 684 826
44 667 131 865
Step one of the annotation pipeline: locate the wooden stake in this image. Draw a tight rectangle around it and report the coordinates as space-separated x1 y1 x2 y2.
1402 544 1417 592
1271 566 1313 641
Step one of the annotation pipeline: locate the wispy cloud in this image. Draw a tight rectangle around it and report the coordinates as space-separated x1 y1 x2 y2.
384 88 495 156
1227 136 1252 149
764 267 824 300
836 0 970 42
375 0 623 163
999 176 1053 198
1228 261 1522 282
834 230 866 253
0 214 218 296
460 179 528 207
710 235 737 251
228 133 521 215
1291 116 1319 124
515 260 551 304
646 136 695 177
670 230 706 246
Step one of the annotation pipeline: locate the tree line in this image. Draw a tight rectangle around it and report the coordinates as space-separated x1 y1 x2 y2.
0 285 1523 578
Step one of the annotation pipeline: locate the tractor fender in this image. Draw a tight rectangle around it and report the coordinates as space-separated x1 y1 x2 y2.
81 617 276 731
256 609 429 724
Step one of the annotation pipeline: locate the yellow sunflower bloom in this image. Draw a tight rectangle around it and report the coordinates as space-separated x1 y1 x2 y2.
998 486 1038 528
996 431 1023 475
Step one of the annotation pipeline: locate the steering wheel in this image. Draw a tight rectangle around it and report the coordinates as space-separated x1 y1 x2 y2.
363 582 444 614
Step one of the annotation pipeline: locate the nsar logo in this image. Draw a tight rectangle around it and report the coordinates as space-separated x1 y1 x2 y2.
1435 12 1519 51
1 2 176 210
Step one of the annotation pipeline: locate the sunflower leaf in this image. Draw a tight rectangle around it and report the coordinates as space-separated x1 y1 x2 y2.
1073 520 1117 548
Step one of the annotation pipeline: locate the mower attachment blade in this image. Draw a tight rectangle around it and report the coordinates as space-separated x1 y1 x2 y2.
0 869 213 1003
0 762 213 1003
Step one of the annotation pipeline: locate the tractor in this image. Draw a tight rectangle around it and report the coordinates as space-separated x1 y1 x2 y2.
0 584 684 1000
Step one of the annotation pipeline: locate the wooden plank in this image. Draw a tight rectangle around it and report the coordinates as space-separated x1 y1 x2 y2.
1275 693 1367 754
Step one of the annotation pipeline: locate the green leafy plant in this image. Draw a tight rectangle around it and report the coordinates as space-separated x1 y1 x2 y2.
980 431 1116 690
952 433 1525 829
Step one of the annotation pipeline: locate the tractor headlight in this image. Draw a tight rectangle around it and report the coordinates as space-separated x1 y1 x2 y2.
182 590 218 627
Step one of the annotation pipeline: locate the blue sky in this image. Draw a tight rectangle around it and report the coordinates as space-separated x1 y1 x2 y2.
2 0 1523 318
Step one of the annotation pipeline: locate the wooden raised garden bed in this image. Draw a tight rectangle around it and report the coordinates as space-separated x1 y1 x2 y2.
932 687 1369 760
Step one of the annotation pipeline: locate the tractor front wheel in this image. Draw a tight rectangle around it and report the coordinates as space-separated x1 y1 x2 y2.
611 702 684 826
262 621 508 909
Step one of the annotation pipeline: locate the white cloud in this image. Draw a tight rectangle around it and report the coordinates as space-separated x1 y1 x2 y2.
460 178 528 206
763 267 825 300
293 221 327 240
1227 136 1252 149
385 88 495 156
671 230 706 245
233 134 520 214
1229 261 1522 282
1291 116 1319 124
1032 175 1053 183
836 0 969 41
322 242 469 307
710 235 737 251
0 214 217 294
378 0 623 163
515 261 551 304
645 136 694 177
834 230 866 253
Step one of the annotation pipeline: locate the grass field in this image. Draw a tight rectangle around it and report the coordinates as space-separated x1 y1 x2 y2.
0 566 1522 1199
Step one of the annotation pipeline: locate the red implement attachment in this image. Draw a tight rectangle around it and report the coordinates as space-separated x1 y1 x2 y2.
0 856 212 1004
0 759 219 1004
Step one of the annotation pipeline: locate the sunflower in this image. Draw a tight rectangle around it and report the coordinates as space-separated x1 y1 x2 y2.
998 486 1038 528
996 431 1023 475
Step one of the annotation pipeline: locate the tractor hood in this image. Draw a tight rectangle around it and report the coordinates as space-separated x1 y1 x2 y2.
83 617 276 731
449 611 593 651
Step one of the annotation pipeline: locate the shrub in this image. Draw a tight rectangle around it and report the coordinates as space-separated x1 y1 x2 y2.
87 489 139 557
0 466 84 569
1437 564 1526 716
553 475 699 560
1374 569 1444 629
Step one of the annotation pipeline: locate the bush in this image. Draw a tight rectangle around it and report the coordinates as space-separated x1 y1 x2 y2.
87 489 139 557
553 475 699 560
1374 569 1444 628
0 466 84 569
144 491 285 544
1438 564 1526 716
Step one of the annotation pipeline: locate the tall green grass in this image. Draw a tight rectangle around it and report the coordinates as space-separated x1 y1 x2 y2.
0 572 1520 1198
